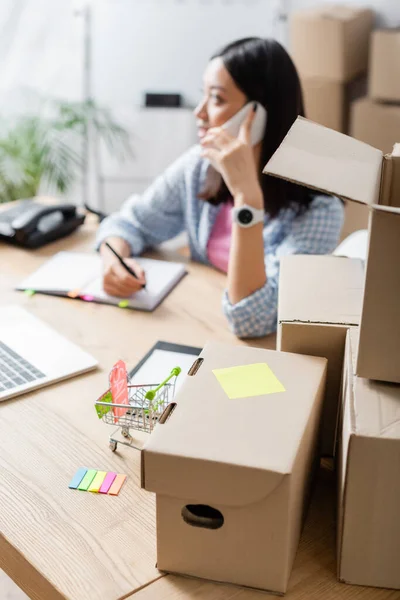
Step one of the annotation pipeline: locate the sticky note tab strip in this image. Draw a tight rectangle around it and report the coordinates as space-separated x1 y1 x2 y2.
70 469 126 496
88 471 107 493
108 474 127 496
213 362 285 399
69 468 88 489
77 469 97 491
118 300 129 308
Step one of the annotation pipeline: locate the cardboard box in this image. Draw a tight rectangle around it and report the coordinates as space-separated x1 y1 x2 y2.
141 341 327 594
369 30 400 102
301 75 367 134
301 78 345 132
264 116 400 384
278 255 364 456
340 201 369 241
350 97 400 154
337 328 400 589
290 5 374 82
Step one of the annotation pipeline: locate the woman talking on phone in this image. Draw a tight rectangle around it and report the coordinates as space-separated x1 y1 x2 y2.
96 38 344 338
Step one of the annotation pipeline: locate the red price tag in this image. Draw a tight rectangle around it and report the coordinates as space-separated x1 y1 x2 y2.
109 360 129 422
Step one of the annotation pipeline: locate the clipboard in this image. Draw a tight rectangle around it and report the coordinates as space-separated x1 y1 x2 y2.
129 341 202 388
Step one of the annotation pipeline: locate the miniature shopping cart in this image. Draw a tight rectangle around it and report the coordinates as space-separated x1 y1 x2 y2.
95 361 181 452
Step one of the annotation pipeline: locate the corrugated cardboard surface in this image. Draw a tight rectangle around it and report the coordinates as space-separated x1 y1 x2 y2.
301 78 344 132
264 117 383 206
278 255 364 327
369 30 400 102
301 76 367 135
338 330 400 589
278 255 364 456
142 341 327 593
357 207 400 382
340 200 369 241
290 5 373 82
350 97 400 155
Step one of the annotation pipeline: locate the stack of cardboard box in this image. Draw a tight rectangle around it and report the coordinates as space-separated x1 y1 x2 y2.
289 5 373 134
351 30 400 155
289 5 374 240
264 116 400 590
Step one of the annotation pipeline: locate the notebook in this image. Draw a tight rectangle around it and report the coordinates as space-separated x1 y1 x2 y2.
17 251 187 312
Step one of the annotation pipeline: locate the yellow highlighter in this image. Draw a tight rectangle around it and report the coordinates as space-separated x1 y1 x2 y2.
88 471 107 493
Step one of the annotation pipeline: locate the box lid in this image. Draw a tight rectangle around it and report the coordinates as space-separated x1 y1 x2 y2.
264 117 383 206
142 341 326 506
279 255 364 326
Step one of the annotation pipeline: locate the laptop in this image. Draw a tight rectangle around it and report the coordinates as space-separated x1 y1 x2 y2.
0 305 98 401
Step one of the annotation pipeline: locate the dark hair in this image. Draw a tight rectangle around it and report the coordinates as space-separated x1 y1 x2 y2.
204 37 312 218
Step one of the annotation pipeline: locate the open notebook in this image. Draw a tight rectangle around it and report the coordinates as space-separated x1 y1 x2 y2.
17 251 187 311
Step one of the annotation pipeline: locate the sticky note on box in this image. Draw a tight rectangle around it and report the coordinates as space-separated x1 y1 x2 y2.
213 363 285 399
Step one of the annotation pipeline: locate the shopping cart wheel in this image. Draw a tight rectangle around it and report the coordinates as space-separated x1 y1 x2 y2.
109 441 117 452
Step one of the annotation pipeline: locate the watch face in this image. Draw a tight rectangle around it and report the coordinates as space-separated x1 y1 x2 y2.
238 208 253 225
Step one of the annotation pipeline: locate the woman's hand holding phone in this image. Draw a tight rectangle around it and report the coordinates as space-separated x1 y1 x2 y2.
200 103 264 206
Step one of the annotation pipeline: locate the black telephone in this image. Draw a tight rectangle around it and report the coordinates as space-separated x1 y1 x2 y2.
0 200 85 249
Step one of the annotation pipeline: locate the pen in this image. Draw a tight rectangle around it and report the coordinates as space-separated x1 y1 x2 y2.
104 242 146 289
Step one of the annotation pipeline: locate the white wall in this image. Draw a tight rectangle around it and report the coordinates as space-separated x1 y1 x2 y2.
92 0 399 109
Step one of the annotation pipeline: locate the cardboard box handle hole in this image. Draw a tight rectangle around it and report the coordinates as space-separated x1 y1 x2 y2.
181 504 224 530
158 402 177 424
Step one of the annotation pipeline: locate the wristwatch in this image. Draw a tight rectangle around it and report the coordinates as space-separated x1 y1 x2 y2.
232 204 264 228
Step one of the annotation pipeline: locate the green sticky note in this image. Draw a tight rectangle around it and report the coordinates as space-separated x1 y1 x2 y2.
213 363 285 399
24 289 35 297
77 469 97 491
118 300 129 308
95 390 112 418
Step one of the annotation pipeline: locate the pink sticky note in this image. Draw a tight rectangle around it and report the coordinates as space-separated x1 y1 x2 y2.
110 360 129 423
99 472 117 494
82 295 94 302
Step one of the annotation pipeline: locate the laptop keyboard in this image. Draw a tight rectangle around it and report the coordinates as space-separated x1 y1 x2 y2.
0 341 45 392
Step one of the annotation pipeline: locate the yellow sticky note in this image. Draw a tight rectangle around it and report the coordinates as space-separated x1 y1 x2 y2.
118 300 129 308
88 471 107 493
213 363 285 399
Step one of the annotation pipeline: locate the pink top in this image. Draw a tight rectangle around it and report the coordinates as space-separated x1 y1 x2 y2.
207 201 233 273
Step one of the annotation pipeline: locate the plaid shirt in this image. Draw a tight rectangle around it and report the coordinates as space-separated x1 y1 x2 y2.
96 145 344 338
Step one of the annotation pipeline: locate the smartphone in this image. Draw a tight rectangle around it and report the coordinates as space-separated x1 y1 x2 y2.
222 101 267 146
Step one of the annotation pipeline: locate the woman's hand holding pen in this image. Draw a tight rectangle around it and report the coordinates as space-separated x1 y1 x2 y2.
101 238 146 297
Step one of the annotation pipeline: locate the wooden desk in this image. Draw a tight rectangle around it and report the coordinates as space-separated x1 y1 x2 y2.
0 220 397 600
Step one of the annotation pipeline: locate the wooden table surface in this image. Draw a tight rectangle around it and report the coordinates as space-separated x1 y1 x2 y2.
0 217 397 600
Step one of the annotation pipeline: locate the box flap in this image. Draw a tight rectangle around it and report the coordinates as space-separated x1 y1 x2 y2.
142 342 326 507
347 326 400 438
263 117 383 206
278 255 364 326
353 377 400 439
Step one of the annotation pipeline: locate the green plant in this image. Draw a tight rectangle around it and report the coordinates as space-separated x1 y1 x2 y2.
0 98 131 203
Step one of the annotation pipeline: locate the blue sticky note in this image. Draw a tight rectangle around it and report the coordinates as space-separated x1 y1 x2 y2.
69 468 88 489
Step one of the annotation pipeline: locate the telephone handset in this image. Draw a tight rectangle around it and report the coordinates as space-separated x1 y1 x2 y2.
222 101 267 146
0 200 85 249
